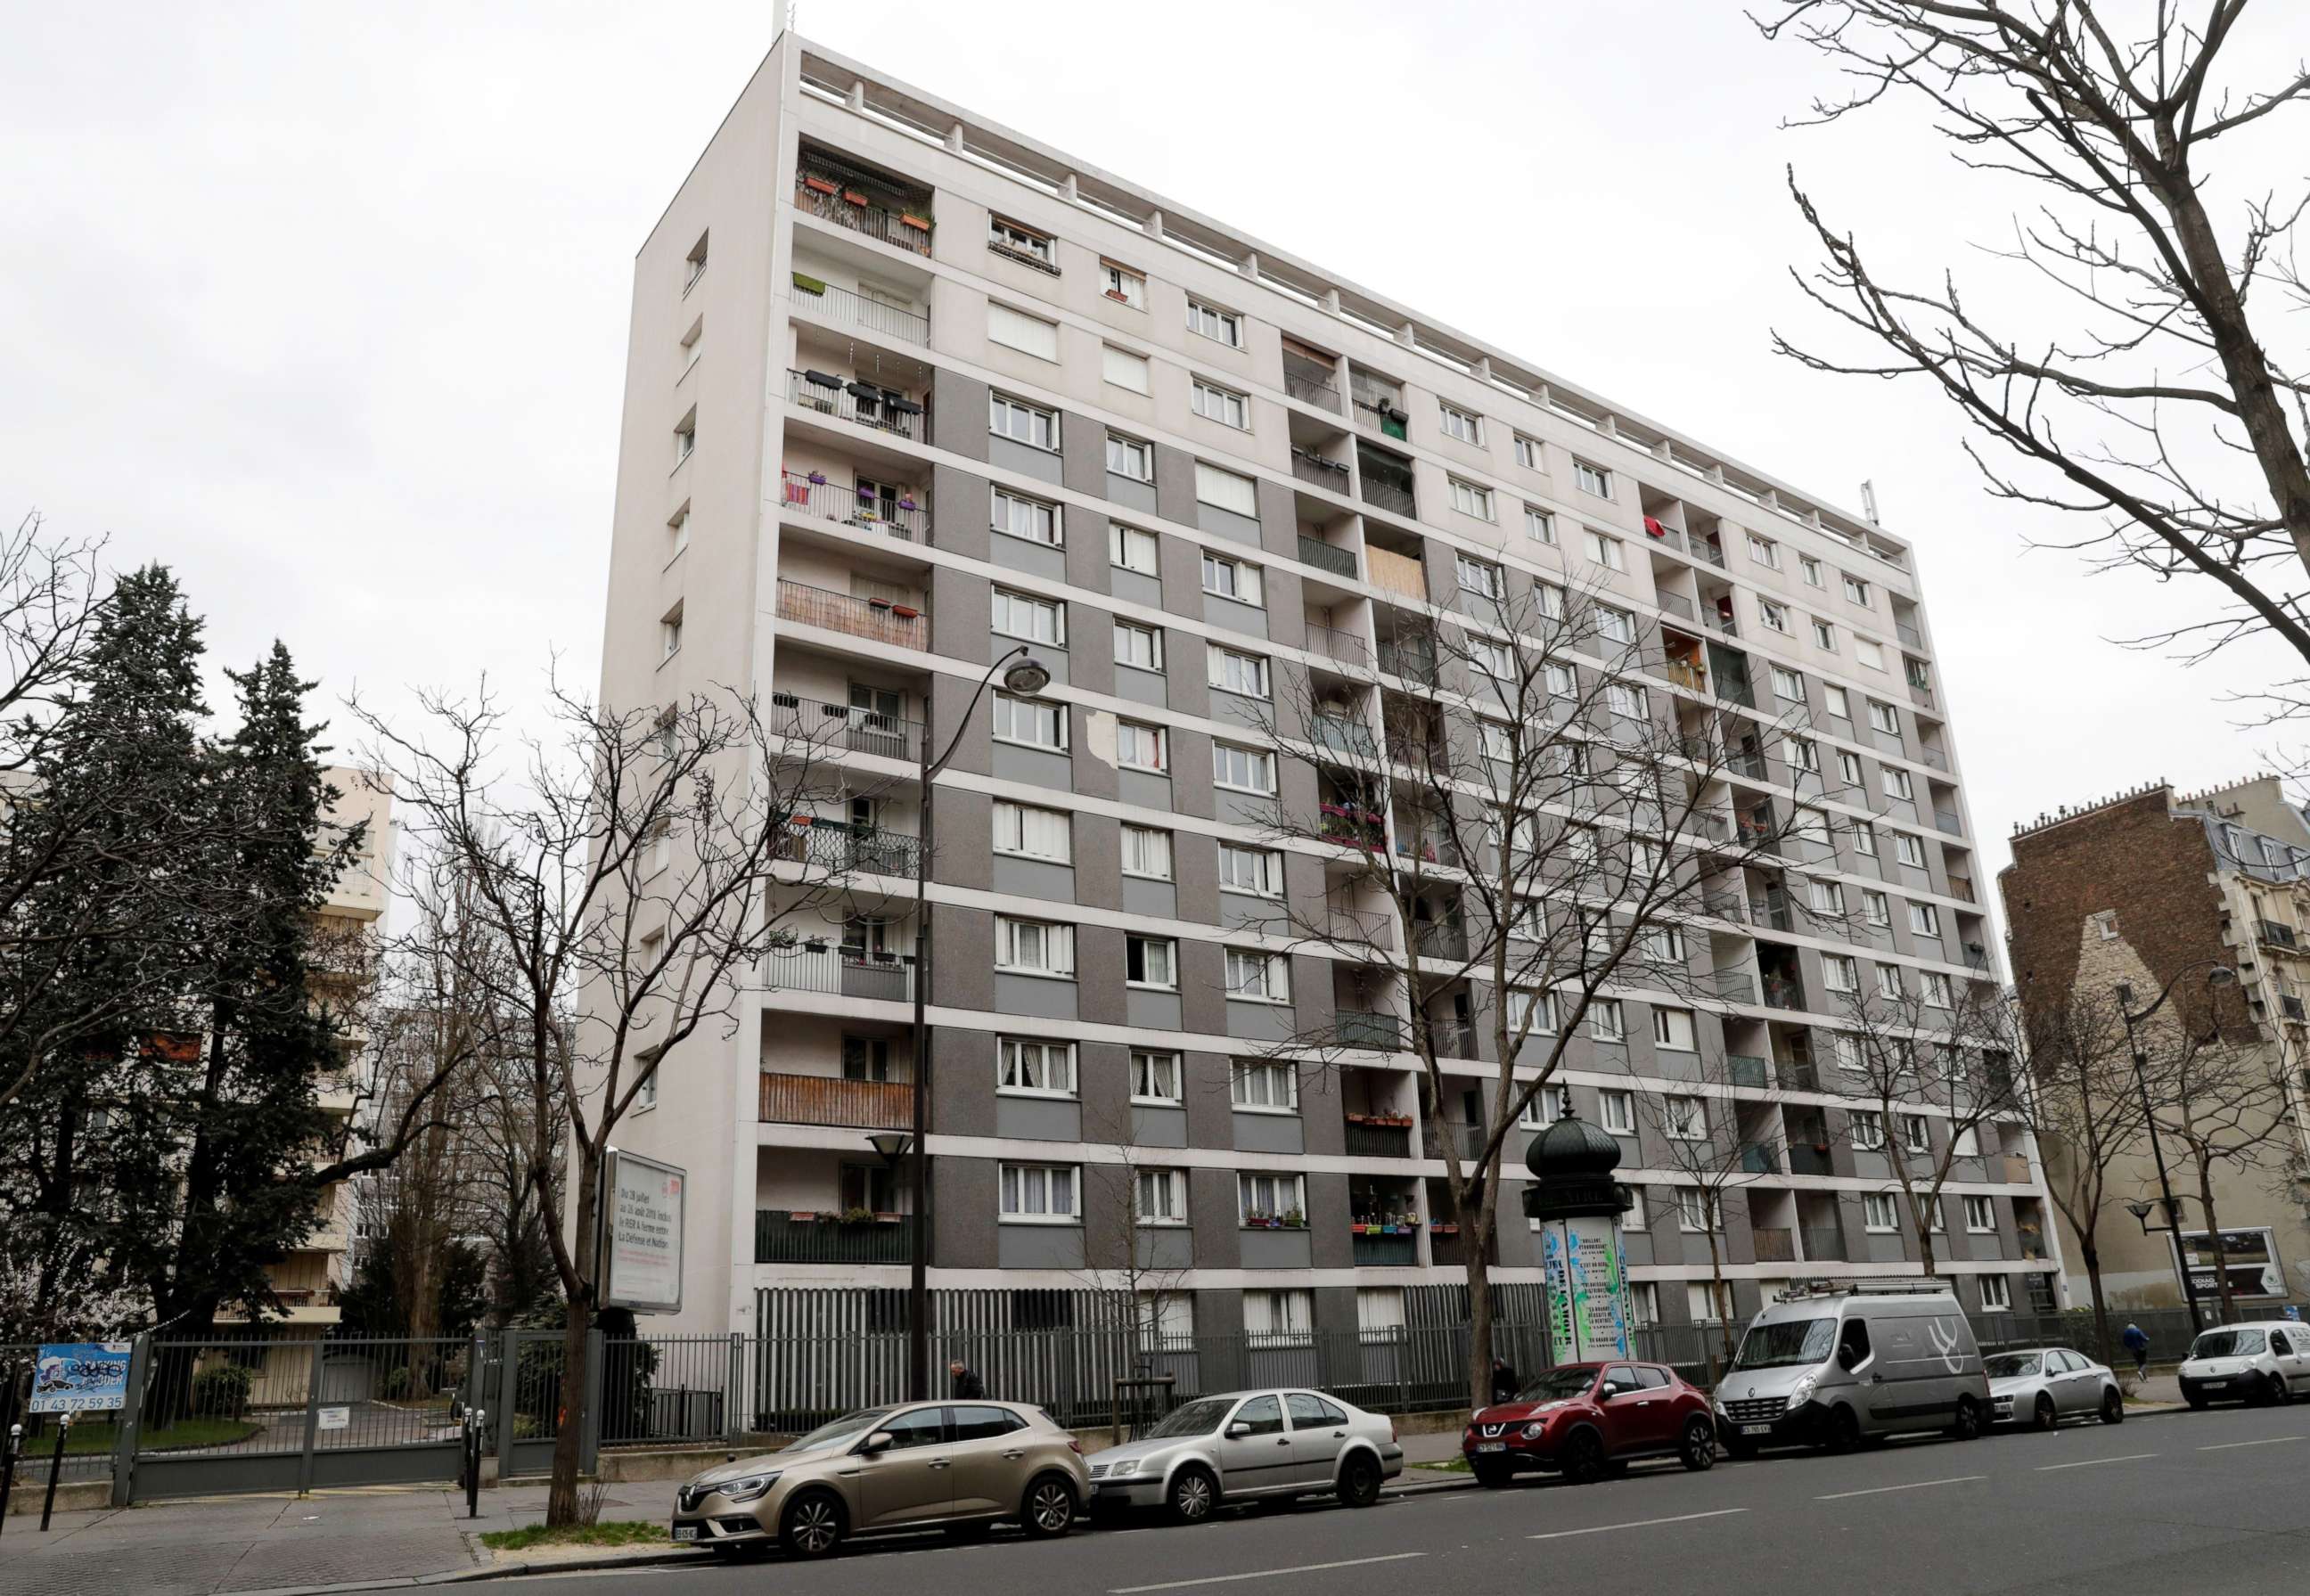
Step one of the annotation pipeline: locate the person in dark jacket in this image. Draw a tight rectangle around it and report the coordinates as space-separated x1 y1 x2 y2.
948 1360 986 1399
1489 1357 1520 1405
2122 1322 2150 1379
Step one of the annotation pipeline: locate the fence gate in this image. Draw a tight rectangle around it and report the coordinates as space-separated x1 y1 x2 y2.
127 1334 477 1502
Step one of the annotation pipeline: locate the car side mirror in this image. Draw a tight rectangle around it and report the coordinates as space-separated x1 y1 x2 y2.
1600 1383 1626 1399
1224 1421 1250 1439
860 1430 895 1455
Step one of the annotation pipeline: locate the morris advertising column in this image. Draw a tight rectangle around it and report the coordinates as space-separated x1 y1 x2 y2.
1520 1112 1635 1364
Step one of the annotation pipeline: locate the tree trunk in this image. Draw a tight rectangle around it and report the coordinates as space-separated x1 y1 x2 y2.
2080 1237 2114 1370
2195 1152 2235 1324
545 1151 599 1528
1462 1225 1494 1418
1704 1224 1734 1369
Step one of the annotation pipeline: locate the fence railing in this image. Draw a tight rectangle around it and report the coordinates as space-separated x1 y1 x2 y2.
759 1068 913 1128
775 579 927 649
1343 1121 1414 1158
756 1211 916 1266
774 820 922 879
761 942 916 1002
778 471 929 542
768 690 922 761
787 369 924 438
794 179 934 256
1305 623 1371 667
790 277 930 344
1283 357 1342 411
1290 450 1352 493
1298 533 1358 578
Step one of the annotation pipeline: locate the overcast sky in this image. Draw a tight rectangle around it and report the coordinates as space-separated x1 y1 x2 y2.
4 1 2304 937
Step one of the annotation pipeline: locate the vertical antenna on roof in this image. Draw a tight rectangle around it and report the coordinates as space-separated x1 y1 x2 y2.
1859 481 1880 525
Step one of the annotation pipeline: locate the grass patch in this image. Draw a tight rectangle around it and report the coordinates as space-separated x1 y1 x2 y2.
1415 1456 1471 1473
479 1521 668 1552
60 1417 260 1454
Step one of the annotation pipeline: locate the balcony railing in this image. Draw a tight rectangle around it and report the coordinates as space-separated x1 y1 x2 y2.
788 370 923 438
768 692 922 762
756 1210 915 1265
759 1069 913 1128
1360 476 1417 519
1753 1226 1796 1263
1291 449 1352 492
1704 606 1739 638
1312 716 1380 760
1948 875 1978 904
779 471 929 542
1739 1143 1782 1175
1284 356 1342 412
1343 1121 1414 1158
1426 1019 1477 1059
776 579 927 649
794 178 934 256
1933 807 1962 836
1396 832 1460 869
1306 623 1370 667
1415 923 1470 962
1798 1224 1846 1260
790 276 930 345
1657 591 1695 621
1350 1232 1418 1266
1376 640 1438 684
1317 802 1388 852
1896 618 1924 649
1696 539 1727 569
1336 1010 1405 1050
1729 1054 1771 1089
1920 745 1950 773
2258 918 2300 949
1298 534 1359 579
1708 969 1757 1006
761 940 917 998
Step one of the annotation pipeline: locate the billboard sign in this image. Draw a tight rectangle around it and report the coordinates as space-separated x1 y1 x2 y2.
604 1148 685 1314
29 1342 132 1414
2169 1226 2286 1301
1540 1217 1631 1362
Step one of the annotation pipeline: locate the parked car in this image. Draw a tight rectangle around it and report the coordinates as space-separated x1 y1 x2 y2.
1462 1361 1716 1486
668 1400 1088 1559
1713 1280 1990 1455
1985 1347 2124 1428
2178 1322 2310 1408
1085 1388 1402 1522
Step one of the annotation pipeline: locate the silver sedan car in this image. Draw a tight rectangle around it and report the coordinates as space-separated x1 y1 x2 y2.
1986 1347 2124 1429
1085 1388 1403 1523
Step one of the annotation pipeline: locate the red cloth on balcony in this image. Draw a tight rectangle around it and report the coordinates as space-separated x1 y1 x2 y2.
1643 516 1667 537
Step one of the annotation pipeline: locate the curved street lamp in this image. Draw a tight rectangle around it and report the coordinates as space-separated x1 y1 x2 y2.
2114 961 2237 1329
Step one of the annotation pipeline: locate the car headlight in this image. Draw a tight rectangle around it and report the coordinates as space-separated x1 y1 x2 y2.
715 1473 780 1503
1110 1458 1139 1476
1520 1420 1549 1439
1785 1374 1817 1412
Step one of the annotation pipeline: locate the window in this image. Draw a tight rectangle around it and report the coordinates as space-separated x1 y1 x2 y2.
1824 684 1851 720
1864 1191 1899 1231
1099 259 1145 307
1479 719 1514 764
1584 528 1626 570
1855 638 1886 672
1800 554 1823 587
1785 735 1821 774
1186 299 1242 347
987 215 1057 265
1923 971 1954 1007
674 413 695 462
1759 599 1790 634
1953 1125 1981 1158
1544 660 1577 697
1574 460 1612 497
1868 700 1901 734
1863 889 1892 928
1218 842 1282 896
667 503 691 556
992 487 1061 545
1850 1110 1885 1151
1470 635 1514 679
1842 574 1872 607
1213 741 1276 793
1830 1033 1864 1074
1121 824 1173 880
1102 343 1151 393
1677 1188 1718 1232
1192 377 1249 430
1877 766 1915 805
1590 998 1626 1043
1135 1168 1186 1224
659 602 684 662
1596 606 1636 644
1665 1095 1708 1141
2092 910 2118 941
1599 1088 1634 1134
1513 435 1542 470
1810 618 1835 651
679 317 702 374
1609 682 1649 719
1506 988 1556 1035
1538 583 1567 620
1131 1050 1182 1102
995 917 1075 977
1792 806 1831 849
1771 666 1806 701
987 301 1060 359
1853 820 1878 857
1449 478 1495 520
1964 1195 1995 1232
1747 533 1781 569
635 1054 657 1110
1908 902 1941 937
992 587 1064 645
1200 551 1264 606
1623 1189 1650 1234
992 692 1066 750
1837 750 1864 787
1524 503 1556 544
998 1037 1076 1095
1208 645 1271 700
989 392 1058 450
1903 1114 1930 1154
1116 719 1167 772
1194 461 1258 517
1114 619 1164 671
1893 831 1927 868
1238 1172 1304 1224
1809 877 1845 914
1225 948 1290 1003
1245 1289 1313 1343
1126 935 1177 988
683 229 708 289
1641 923 1686 965
1231 1060 1298 1110
1110 524 1159 575
993 801 1070 863
1000 1162 1078 1222
1823 953 1859 993
1978 1275 2011 1312
1454 552 1505 599
1105 430 1154 479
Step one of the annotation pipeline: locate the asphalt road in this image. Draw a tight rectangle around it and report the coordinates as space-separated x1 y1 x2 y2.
498 1403 2310 1596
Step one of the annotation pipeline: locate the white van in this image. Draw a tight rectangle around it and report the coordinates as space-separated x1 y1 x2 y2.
1713 1280 1992 1456
2177 1322 2310 1408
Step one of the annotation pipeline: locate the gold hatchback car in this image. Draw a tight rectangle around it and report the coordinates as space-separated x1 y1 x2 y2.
671 1400 1089 1559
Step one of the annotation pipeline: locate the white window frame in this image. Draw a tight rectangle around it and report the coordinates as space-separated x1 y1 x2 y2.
998 1036 1077 1097
1099 259 1146 307
1843 573 1872 607
987 215 1055 265
1823 953 1860 993
995 916 1076 978
989 391 1059 451
1824 684 1851 719
1759 600 1790 634
1120 824 1174 881
991 692 1067 751
1186 298 1243 348
1596 606 1636 644
991 486 1061 546
1665 1094 1708 1142
1574 460 1612 497
1217 842 1283 897
1800 554 1823 586
1105 430 1155 480
1902 1114 1930 1154
1677 1187 1719 1233
1448 478 1495 520
1114 619 1165 671
1192 376 1250 430
999 1161 1079 1224
1230 1059 1298 1111
1110 523 1159 576
1224 947 1291 1003
1524 503 1556 544
1893 831 1927 868
1771 665 1806 701
1200 551 1265 607
1810 618 1835 651
1130 1049 1183 1104
1978 1275 2011 1312
1850 1110 1886 1151
1584 528 1626 571
1590 998 1626 1043
1116 719 1167 773
1513 434 1542 470
1652 1007 1698 1052
1126 933 1178 990
1964 1195 1995 1233
991 586 1065 646
1208 645 1272 700
1909 902 1942 937
1135 1167 1187 1225
1855 638 1887 672
1599 1088 1634 1135
1864 1191 1899 1232
992 800 1071 863
1747 533 1781 569
1212 741 1276 795
1237 1173 1306 1226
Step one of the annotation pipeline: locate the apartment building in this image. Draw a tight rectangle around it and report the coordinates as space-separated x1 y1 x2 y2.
2003 776 2310 1311
596 35 2052 1355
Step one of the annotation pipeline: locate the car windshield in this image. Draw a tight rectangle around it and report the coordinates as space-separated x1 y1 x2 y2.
2192 1329 2268 1358
1514 1366 1599 1403
1147 1397 1237 1439
1984 1354 2043 1378
780 1408 893 1454
1732 1316 1837 1371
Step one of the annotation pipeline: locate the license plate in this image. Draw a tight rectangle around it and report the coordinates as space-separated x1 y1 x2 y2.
1741 1424 1772 1436
1474 1442 1507 1453
2203 1379 2228 1388
672 1526 700 1543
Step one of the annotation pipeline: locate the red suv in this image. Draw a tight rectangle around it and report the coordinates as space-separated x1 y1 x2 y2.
1462 1361 1717 1486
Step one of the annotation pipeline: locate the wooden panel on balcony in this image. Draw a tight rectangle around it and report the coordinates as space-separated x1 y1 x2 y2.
774 579 927 649
759 1070 913 1129
1365 545 1427 602
1752 1226 1796 1263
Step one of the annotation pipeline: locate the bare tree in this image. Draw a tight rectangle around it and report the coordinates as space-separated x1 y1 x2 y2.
1071 1106 1194 1430
1757 4 2310 708
1248 575 1804 1409
2148 992 2294 1322
351 677 862 1526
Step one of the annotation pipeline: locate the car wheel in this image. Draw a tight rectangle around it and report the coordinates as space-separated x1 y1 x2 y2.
1950 1396 1984 1441
2100 1387 2125 1425
1679 1416 1717 1472
2273 1373 2295 1407
1020 1475 1077 1539
1562 1429 1608 1486
1336 1453 1382 1509
2033 1393 2058 1432
1829 1404 1862 1453
1167 1466 1217 1525
1471 1460 1514 1489
779 1491 846 1560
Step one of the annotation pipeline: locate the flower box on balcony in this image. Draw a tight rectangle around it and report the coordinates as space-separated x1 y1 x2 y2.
900 213 930 231
807 471 828 485
897 496 918 511
889 604 920 619
842 190 869 207
791 273 827 295
874 1212 905 1224
1429 1222 1459 1235
802 176 839 195
789 1209 822 1222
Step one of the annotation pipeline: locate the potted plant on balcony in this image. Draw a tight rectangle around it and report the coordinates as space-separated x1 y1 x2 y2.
900 212 930 232
889 603 919 619
1282 1208 1307 1230
1429 1220 1459 1235
839 1207 878 1226
802 175 838 196
806 470 827 486
897 494 918 511
842 189 869 207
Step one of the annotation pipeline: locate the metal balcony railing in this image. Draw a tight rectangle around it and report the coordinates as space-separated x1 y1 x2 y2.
1298 534 1358 578
756 1210 915 1265
1920 744 1950 772
1415 923 1470 962
1696 540 1727 569
1291 450 1352 492
1306 623 1371 667
759 1069 913 1128
1728 1054 1771 1089
1312 716 1379 760
761 941 917 999
1798 1224 1846 1260
1284 356 1342 412
1896 619 1924 648
1739 1143 1782 1175
1336 1010 1405 1050
775 579 927 649
788 370 924 438
1657 591 1695 621
1377 641 1438 684
1789 1146 1835 1178
774 823 921 878
1343 1121 1414 1158
1933 807 1963 836
768 692 922 761
794 177 934 256
1426 1020 1477 1059
1350 1232 1418 1266
1708 970 1757 1005
1360 477 1417 519
779 471 929 542
790 277 930 344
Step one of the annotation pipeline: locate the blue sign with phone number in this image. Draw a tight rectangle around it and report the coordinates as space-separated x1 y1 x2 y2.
29 1342 132 1414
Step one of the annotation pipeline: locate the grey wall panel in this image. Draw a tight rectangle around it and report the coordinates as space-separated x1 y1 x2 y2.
989 436 1064 485
994 972 1078 1020
996 1094 1082 1142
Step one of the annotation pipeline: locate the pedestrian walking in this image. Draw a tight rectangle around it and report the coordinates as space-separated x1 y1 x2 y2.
2122 1322 2150 1379
1489 1356 1520 1405
948 1359 986 1400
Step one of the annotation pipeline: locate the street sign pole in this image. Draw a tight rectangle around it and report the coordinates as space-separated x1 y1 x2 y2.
38 1412 70 1531
0 1421 20 1535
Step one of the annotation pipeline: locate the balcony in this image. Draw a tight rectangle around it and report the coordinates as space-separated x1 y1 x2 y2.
779 471 929 542
1789 1145 1834 1177
1395 831 1459 869
1708 969 1757 1005
1414 922 1470 962
776 579 926 650
788 370 924 439
1798 1224 1846 1261
761 940 916 1000
1291 448 1352 494
1365 546 1429 606
1739 1143 1781 1175
1356 449 1418 519
1311 715 1379 761
794 172 933 257
1896 618 1924 649
769 692 922 762
1728 1054 1771 1089
2258 918 2300 950
775 822 921 878
756 1210 914 1265
1284 354 1342 412
1948 875 1978 904
1655 659 1707 692
759 1069 913 1129
1336 1010 1405 1050
1306 623 1371 667
1376 638 1438 684
1343 1117 1415 1158
1761 975 1806 1011
791 275 930 345
1298 534 1359 579
1753 1227 1797 1264
1426 1019 1477 1060
1933 807 1963 836
1349 1230 1419 1266
1317 802 1388 852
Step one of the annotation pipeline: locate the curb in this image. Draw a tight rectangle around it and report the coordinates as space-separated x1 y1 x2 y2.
240 1549 714 1594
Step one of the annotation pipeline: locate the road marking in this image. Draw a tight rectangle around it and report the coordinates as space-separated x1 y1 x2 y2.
1528 1508 1749 1540
1815 1475 1986 1501
2036 1452 2158 1471
1110 1552 1425 1592
2199 1436 2306 1452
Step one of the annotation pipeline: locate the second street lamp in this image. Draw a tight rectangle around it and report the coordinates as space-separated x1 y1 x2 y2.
2115 962 2236 1330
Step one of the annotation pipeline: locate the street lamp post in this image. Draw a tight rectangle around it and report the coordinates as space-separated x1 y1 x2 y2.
2115 962 2236 1330
905 643 1049 1399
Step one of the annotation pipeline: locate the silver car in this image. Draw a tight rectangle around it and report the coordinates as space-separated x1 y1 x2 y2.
1085 1388 1403 1523
1986 1347 2124 1429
